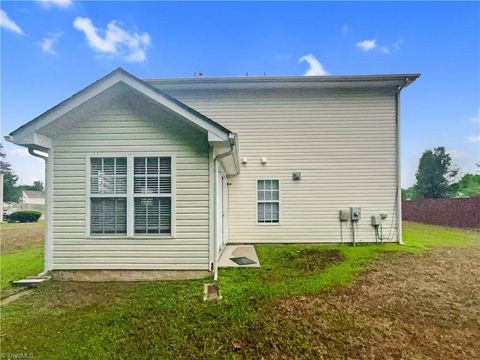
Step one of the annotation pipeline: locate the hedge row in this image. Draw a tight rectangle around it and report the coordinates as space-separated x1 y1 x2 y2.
7 210 42 223
402 197 480 228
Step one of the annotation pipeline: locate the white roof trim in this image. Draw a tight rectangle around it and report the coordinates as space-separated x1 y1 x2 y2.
146 73 421 91
9 68 231 146
9 132 53 149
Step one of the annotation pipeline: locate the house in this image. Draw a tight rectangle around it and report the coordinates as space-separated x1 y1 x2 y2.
6 68 419 279
22 190 46 212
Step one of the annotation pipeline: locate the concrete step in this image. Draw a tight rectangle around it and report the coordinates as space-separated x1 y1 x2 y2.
12 276 51 287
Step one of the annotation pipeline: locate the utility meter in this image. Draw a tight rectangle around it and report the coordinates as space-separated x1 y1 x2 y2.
371 215 382 226
339 210 350 222
350 207 361 221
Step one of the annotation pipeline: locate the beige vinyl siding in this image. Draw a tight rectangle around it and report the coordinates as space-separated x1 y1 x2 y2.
165 87 399 244
51 101 210 270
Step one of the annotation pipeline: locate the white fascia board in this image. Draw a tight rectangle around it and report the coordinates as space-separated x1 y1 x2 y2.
10 132 53 149
146 74 421 92
208 131 229 143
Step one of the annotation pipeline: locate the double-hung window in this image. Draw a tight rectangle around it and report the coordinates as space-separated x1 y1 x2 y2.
90 157 128 235
133 157 172 234
257 180 280 223
89 155 173 237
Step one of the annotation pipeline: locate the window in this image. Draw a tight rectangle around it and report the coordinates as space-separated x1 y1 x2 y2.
257 180 279 223
89 155 173 236
90 157 127 235
133 157 172 234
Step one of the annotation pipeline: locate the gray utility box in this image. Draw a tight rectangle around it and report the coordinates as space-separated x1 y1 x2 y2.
350 207 361 221
339 210 350 222
371 215 382 226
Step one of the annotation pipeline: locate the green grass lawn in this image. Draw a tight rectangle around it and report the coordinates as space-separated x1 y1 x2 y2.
0 245 43 296
1 221 44 298
0 222 478 359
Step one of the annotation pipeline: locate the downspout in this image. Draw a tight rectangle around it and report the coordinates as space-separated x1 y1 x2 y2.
395 78 410 245
212 133 237 281
28 147 52 275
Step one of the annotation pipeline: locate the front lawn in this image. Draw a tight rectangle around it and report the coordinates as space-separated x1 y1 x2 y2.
0 221 44 298
0 222 478 359
1 220 44 255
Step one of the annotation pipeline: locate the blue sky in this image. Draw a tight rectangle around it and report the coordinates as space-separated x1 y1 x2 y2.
1 1 479 186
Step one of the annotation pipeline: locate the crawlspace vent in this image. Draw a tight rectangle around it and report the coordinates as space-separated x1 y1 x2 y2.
230 256 256 265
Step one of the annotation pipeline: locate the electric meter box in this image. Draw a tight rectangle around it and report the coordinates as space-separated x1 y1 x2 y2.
339 210 350 222
350 207 361 221
371 215 382 226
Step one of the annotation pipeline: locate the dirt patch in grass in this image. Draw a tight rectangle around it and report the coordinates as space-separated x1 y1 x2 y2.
261 249 343 283
243 248 480 360
1 221 44 255
290 249 343 273
40 281 141 309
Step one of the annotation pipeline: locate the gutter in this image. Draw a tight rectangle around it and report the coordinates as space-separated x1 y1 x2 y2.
146 74 421 92
212 133 237 281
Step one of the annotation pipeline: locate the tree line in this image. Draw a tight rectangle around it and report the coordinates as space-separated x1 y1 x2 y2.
403 146 480 200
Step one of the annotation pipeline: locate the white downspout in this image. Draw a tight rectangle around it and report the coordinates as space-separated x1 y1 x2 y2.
395 79 411 245
212 134 237 281
28 148 52 275
395 88 403 244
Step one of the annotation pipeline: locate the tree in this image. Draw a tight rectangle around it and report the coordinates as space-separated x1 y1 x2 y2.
1 144 22 203
22 181 44 192
414 146 459 199
33 180 44 191
402 186 420 200
452 173 480 197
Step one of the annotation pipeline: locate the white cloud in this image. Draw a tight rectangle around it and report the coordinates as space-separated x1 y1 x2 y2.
0 9 23 34
37 32 62 55
356 38 402 54
73 17 151 62
341 24 349 34
36 0 72 9
468 135 480 142
299 53 329 76
356 39 376 51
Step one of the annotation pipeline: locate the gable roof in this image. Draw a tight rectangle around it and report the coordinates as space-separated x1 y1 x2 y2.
23 190 45 199
8 68 232 145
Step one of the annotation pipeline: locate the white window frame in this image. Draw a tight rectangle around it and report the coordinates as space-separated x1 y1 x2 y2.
255 178 281 225
86 152 176 238
89 157 128 235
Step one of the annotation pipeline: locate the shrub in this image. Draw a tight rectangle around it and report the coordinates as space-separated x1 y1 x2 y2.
8 210 42 223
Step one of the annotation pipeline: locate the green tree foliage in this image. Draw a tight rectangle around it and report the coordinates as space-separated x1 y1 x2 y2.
402 186 419 200
22 181 44 192
33 180 44 191
452 174 480 197
1 144 22 203
414 147 459 199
